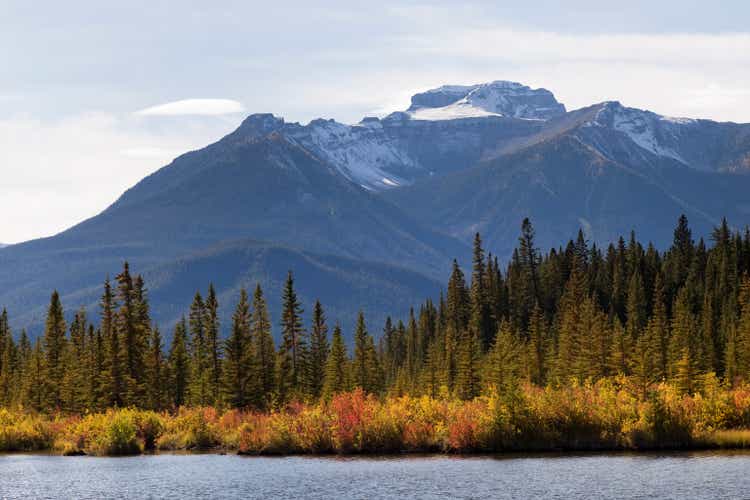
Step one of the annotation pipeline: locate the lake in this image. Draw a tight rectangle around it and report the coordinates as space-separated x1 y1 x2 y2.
2 451 750 499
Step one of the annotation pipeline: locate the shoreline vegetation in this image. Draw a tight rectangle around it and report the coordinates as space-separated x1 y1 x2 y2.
3 383 750 456
3 215 750 456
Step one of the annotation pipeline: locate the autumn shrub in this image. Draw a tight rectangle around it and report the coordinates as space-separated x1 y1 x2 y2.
73 409 142 456
0 408 55 451
13 381 750 456
157 407 220 450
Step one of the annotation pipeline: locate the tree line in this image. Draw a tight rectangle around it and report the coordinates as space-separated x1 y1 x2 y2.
2 215 750 413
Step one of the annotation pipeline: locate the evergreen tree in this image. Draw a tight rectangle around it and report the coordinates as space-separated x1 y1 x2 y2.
352 311 374 392
101 277 123 407
470 233 493 350
168 318 190 408
204 284 222 406
145 326 166 410
484 320 521 395
43 291 66 410
278 271 307 402
455 327 482 400
222 289 251 408
526 303 548 385
308 300 329 400
188 292 209 406
669 288 700 390
115 263 142 404
251 284 275 409
322 324 348 399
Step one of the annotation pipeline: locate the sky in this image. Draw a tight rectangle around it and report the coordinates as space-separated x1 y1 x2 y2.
2 0 750 243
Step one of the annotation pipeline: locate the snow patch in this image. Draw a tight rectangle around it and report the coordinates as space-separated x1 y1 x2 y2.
409 101 503 121
288 119 415 190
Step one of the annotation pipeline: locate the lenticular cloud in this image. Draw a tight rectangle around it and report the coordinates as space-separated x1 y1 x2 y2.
135 98 246 116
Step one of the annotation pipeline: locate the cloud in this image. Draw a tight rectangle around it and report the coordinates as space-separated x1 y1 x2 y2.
0 112 237 244
134 98 246 117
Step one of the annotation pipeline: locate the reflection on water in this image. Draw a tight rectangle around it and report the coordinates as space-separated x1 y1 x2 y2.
2 451 750 499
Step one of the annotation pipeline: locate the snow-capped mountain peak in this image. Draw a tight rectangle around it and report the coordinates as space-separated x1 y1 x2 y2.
407 81 566 121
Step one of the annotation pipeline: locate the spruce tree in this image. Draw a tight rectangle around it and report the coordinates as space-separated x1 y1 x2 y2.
526 303 547 385
145 326 166 410
455 327 482 400
251 284 275 409
278 271 306 402
168 318 190 408
204 284 222 406
101 277 123 407
352 311 372 392
188 292 209 406
222 289 251 408
484 320 521 395
308 300 329 399
116 263 140 404
470 233 493 350
43 290 66 410
322 324 348 399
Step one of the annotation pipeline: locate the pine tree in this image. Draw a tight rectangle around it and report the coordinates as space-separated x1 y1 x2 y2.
145 326 166 410
526 303 547 385
352 311 373 392
168 318 190 408
669 288 700 389
115 263 141 404
222 289 251 408
553 256 586 382
455 327 482 400
62 307 88 412
188 292 209 406
484 320 521 395
278 271 307 402
626 270 647 340
647 273 670 380
204 284 222 406
24 338 46 412
445 260 469 391
101 277 123 407
322 324 348 399
470 233 493 350
87 326 105 411
251 284 275 409
308 300 329 400
0 334 16 406
518 218 541 329
43 290 67 410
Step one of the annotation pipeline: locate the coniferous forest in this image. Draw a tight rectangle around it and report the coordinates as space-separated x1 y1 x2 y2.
4 215 750 455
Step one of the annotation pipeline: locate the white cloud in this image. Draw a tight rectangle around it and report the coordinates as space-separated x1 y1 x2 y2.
0 112 237 244
134 98 246 117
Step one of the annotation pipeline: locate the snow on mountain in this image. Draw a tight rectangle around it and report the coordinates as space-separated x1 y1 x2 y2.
294 119 414 190
586 101 696 164
407 81 566 121
233 81 566 190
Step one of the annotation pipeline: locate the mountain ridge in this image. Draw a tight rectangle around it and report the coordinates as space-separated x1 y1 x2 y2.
2 79 750 338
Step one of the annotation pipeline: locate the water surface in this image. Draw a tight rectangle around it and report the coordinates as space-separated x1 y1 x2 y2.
2 451 749 499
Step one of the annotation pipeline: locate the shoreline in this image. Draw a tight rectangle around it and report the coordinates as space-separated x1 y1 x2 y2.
5 447 750 459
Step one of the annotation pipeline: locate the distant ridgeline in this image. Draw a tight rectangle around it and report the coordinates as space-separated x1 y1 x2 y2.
2 215 750 413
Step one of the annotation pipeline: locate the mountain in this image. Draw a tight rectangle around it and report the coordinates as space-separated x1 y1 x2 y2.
405 80 566 121
0 131 461 336
18 239 440 337
2 79 750 338
386 100 750 253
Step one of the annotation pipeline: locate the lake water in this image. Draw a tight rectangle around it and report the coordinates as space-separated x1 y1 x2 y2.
2 451 749 499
